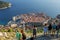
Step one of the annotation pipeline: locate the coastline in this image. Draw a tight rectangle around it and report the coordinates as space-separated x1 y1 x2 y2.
0 3 11 10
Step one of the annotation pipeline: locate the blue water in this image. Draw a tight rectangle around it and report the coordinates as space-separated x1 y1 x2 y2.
0 0 60 25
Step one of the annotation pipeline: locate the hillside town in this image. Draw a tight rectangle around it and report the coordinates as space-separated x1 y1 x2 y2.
0 13 60 32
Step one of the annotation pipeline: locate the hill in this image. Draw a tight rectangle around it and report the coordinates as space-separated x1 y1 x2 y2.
0 1 11 9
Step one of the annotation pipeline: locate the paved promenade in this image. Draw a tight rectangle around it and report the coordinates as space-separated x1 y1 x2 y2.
27 34 60 40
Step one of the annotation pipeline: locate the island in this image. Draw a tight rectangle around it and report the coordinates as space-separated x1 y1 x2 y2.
0 1 11 9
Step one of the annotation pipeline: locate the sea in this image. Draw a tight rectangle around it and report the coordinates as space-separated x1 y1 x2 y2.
0 0 60 25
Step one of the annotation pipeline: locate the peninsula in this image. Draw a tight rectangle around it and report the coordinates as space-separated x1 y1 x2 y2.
0 1 11 9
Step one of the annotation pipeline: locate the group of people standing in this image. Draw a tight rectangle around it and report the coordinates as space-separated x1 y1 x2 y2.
31 22 60 40
15 22 60 40
43 22 60 38
16 25 37 40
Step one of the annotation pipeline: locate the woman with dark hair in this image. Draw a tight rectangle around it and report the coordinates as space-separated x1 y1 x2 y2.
52 23 57 37
33 25 37 38
21 29 26 40
48 23 52 34
43 23 48 35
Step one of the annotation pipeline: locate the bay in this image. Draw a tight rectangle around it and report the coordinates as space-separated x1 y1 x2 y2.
0 0 60 25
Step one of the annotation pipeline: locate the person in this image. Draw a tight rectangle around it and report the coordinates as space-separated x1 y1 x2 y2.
33 25 37 38
52 23 57 37
16 30 22 40
48 23 52 35
56 23 60 38
21 29 26 40
43 24 48 35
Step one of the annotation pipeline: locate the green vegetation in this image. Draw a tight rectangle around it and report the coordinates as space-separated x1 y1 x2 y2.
0 1 10 8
